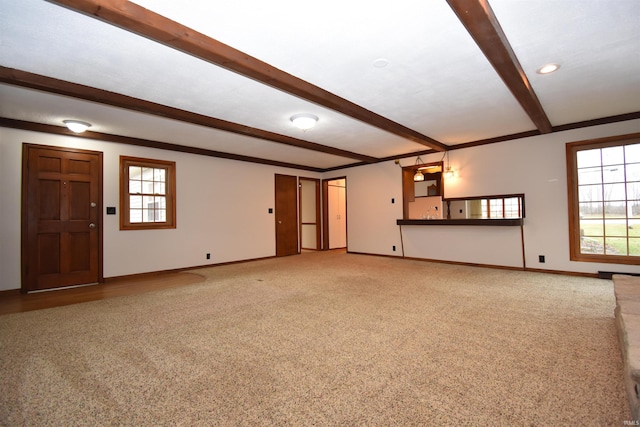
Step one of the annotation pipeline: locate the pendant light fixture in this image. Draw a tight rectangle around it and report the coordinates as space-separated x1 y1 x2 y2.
444 151 454 179
413 156 425 182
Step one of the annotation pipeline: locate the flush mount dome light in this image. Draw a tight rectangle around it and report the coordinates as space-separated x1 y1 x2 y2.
290 113 318 130
373 58 389 68
536 63 560 74
63 120 92 133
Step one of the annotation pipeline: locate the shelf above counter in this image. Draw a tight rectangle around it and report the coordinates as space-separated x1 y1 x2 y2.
397 218 524 226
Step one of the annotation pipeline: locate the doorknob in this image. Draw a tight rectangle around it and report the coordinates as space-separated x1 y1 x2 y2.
90 202 96 208
89 223 96 229
278 221 282 224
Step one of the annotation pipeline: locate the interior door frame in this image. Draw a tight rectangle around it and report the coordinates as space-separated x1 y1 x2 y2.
322 176 347 251
299 177 321 250
21 143 104 292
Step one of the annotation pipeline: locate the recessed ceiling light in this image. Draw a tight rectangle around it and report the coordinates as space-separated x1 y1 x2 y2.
63 120 91 133
536 63 560 74
290 113 318 130
373 58 389 68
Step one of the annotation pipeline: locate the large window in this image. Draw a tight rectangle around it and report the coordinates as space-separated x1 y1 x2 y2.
567 133 640 264
120 156 176 230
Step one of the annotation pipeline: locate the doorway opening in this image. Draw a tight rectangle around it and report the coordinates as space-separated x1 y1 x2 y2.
323 177 347 250
299 177 320 251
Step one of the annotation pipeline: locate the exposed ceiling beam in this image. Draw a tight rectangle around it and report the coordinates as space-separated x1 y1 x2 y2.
45 0 448 152
0 117 328 172
447 0 553 134
0 66 377 163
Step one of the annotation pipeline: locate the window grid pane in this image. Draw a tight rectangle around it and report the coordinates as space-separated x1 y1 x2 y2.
128 165 169 224
579 184 604 202
489 199 502 218
577 166 603 185
503 197 520 218
605 237 628 256
580 219 604 237
630 237 640 256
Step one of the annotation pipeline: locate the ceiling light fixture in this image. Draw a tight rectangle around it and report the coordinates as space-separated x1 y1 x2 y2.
536 63 560 74
290 113 318 131
373 58 389 68
63 120 91 133
413 156 425 182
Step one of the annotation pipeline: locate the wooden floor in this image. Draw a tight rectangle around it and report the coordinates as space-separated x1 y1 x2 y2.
0 272 206 315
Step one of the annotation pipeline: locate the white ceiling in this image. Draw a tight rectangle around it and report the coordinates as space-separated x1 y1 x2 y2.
1 0 639 170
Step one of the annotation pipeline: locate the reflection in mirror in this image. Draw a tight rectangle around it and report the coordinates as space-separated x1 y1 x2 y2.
445 194 525 219
401 161 444 219
415 180 439 197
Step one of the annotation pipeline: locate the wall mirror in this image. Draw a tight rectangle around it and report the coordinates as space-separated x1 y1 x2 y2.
401 161 444 219
444 194 525 220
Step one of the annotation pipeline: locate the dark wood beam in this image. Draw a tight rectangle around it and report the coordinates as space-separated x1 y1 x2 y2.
0 117 326 172
0 66 376 163
551 111 640 133
447 0 553 134
45 0 448 152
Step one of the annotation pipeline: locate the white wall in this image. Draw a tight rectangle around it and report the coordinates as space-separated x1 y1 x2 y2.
344 119 640 275
0 127 318 291
3 120 640 291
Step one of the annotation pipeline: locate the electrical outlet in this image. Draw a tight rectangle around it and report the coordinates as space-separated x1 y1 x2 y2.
206 253 211 260
393 245 396 252
538 255 545 263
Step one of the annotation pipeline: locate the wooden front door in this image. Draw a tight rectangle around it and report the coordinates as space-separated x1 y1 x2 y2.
275 174 298 257
22 144 102 292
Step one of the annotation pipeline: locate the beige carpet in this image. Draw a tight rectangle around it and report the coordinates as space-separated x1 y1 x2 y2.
0 251 631 425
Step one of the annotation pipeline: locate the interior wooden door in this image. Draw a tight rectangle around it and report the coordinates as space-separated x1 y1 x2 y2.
275 174 299 257
22 144 102 292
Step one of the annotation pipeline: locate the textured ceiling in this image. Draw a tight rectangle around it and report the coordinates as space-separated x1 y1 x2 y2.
0 0 639 171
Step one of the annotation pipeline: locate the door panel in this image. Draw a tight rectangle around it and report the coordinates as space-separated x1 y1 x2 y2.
22 144 102 292
37 234 60 274
275 174 298 257
39 180 61 219
69 181 91 219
